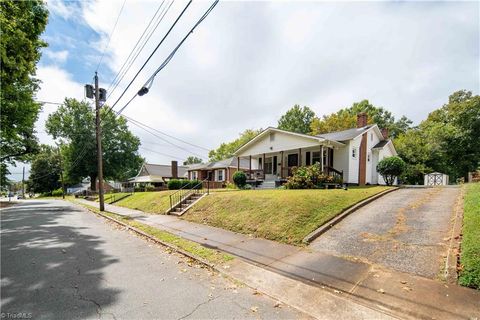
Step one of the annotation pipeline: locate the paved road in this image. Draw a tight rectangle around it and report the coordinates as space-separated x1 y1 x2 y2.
310 187 459 278
1 200 305 320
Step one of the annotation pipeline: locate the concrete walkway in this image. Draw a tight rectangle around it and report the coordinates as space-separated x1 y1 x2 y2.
76 198 480 319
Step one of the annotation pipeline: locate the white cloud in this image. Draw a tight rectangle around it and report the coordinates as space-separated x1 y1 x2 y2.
46 0 75 20
43 49 69 64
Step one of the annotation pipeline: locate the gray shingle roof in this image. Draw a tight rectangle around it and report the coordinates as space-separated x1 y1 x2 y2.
188 157 250 171
144 163 189 178
316 125 373 142
373 140 390 149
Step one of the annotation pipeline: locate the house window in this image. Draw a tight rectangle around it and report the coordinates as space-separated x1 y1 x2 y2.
192 171 198 180
352 148 357 159
312 151 321 164
269 132 275 142
217 170 224 182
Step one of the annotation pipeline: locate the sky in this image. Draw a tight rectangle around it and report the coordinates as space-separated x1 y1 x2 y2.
8 0 480 181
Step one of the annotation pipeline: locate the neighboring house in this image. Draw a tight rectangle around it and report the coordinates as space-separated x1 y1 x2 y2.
127 161 189 188
187 157 250 186
234 113 397 185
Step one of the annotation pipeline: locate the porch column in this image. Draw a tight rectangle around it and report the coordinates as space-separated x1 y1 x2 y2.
263 153 266 179
298 148 302 166
249 155 252 179
320 145 324 172
326 146 329 170
280 151 284 179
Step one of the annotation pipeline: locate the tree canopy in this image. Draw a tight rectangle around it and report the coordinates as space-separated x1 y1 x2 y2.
27 145 61 194
183 156 203 165
0 0 48 182
310 100 412 138
46 98 143 190
208 129 262 162
277 105 315 134
395 90 480 183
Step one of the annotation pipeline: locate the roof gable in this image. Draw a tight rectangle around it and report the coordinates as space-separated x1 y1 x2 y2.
234 127 344 156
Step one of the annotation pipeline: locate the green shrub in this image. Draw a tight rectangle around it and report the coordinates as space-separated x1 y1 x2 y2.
168 179 182 190
233 171 247 188
145 185 155 192
285 163 342 189
51 188 63 197
376 156 406 186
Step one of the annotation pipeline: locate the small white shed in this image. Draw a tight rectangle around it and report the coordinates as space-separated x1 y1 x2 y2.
424 172 449 186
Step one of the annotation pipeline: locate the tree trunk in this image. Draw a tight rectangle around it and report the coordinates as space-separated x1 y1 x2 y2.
90 174 97 191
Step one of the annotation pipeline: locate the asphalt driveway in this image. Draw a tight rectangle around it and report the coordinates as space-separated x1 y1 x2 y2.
310 187 460 278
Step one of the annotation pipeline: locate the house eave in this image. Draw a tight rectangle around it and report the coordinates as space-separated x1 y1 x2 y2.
233 127 344 156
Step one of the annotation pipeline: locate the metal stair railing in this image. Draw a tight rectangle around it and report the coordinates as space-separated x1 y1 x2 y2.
169 178 210 213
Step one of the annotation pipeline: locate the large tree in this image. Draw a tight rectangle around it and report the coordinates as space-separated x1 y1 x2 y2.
28 145 61 194
0 1 48 181
208 129 261 161
46 99 144 190
277 105 315 134
395 90 479 183
310 100 412 138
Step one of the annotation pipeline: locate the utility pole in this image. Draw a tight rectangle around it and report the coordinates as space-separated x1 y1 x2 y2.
58 147 65 199
22 166 25 198
95 72 105 211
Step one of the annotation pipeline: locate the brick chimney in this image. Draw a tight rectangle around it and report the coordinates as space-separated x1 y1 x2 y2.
171 161 178 178
357 113 368 128
381 128 389 140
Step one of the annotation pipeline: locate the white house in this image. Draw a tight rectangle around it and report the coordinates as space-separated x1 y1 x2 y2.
234 113 397 185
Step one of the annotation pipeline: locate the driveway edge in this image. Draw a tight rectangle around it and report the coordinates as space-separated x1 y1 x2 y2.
444 185 464 284
303 187 399 244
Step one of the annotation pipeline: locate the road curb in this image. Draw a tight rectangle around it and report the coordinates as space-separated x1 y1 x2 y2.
302 187 399 244
75 202 218 270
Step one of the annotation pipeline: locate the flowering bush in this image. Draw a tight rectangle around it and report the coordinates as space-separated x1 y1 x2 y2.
285 163 342 189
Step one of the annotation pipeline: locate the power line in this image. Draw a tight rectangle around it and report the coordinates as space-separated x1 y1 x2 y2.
106 0 172 101
107 0 193 113
123 115 207 158
140 146 185 161
122 114 209 151
115 0 219 116
96 0 127 72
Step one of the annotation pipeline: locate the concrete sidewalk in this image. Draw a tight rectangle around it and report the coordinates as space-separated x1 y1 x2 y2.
77 199 480 319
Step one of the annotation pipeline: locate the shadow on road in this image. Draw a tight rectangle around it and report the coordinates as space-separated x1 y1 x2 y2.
1 201 120 319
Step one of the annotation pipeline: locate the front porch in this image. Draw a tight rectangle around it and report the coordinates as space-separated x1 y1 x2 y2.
236 145 343 184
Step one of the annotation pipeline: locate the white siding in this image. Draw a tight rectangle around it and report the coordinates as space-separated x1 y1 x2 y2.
333 145 349 179
348 137 361 184
366 129 381 184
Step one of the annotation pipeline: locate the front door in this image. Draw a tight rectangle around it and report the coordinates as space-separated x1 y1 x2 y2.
288 154 298 167
287 154 299 176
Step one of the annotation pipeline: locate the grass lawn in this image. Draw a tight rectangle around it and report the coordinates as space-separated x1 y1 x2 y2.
459 183 480 289
182 186 391 245
114 190 176 214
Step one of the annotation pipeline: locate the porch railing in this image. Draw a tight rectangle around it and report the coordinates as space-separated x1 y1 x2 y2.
168 178 209 213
